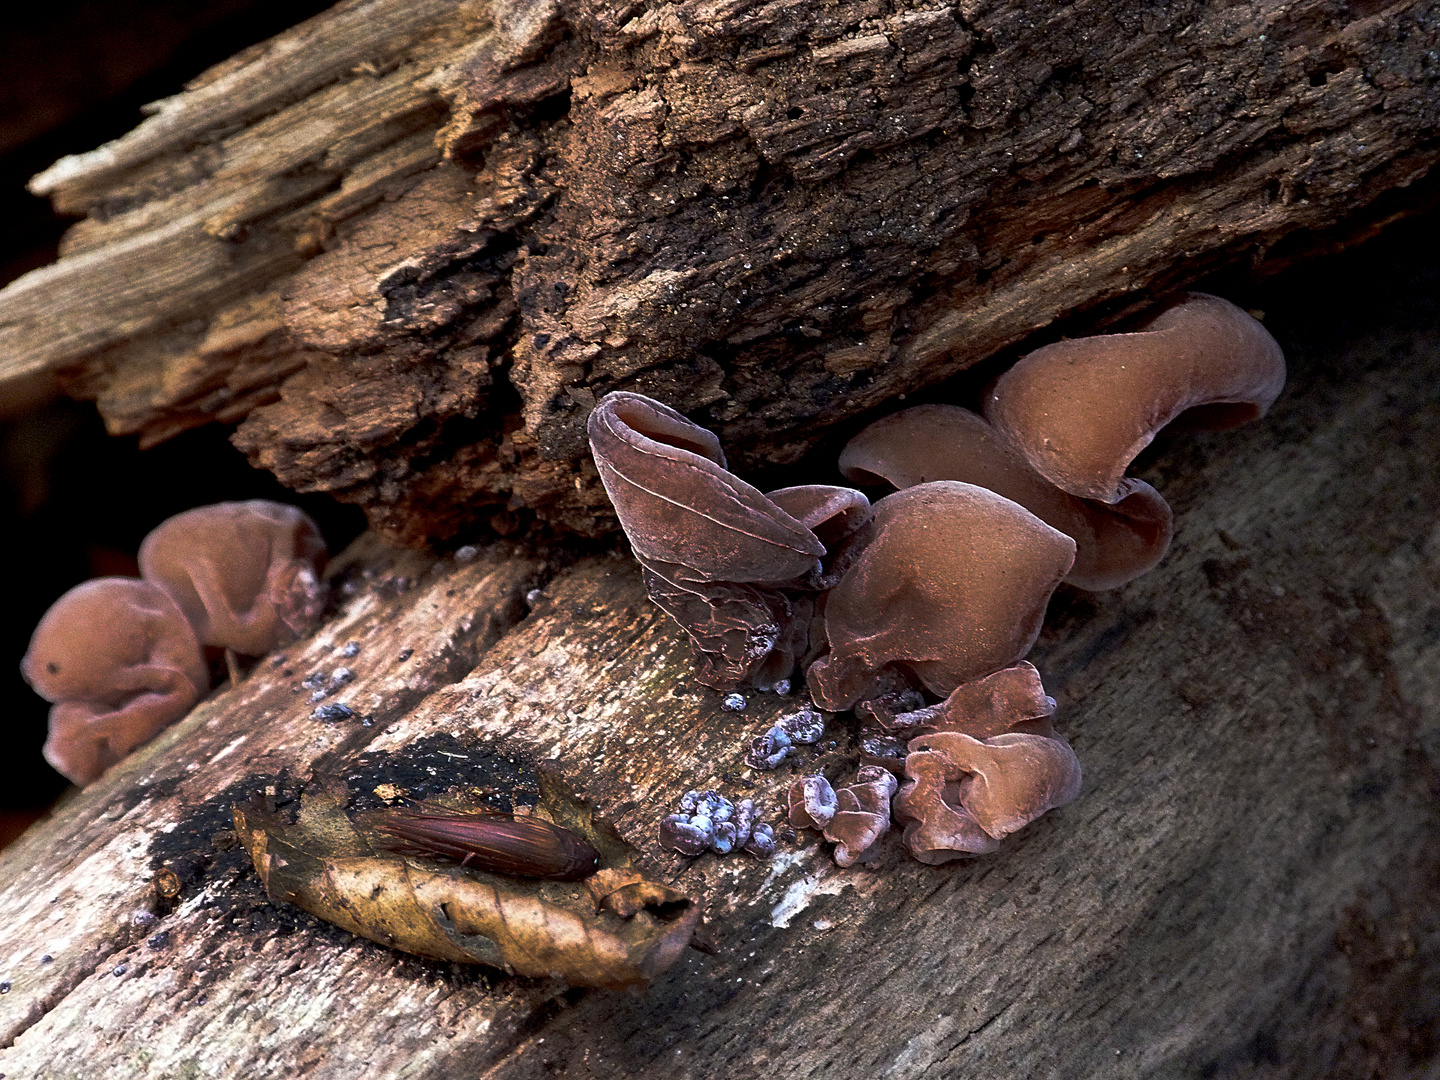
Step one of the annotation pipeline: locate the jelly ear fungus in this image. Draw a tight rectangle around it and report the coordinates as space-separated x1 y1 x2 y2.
587 392 869 689
806 481 1075 712
21 578 211 785
138 500 329 657
840 404 1173 591
890 663 1082 863
985 292 1286 503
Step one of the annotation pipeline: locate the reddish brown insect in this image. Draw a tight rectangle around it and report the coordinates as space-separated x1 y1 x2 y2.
365 806 601 881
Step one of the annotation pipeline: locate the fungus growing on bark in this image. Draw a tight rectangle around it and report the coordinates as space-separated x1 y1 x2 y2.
138 500 328 656
659 789 774 857
588 392 869 689
984 293 1286 502
825 766 898 867
588 392 823 585
786 767 899 866
909 731 1081 839
879 661 1060 739
839 405 1172 590
788 775 838 830
806 482 1076 711
765 485 873 567
891 746 1002 861
745 707 826 770
21 578 210 785
891 662 1081 863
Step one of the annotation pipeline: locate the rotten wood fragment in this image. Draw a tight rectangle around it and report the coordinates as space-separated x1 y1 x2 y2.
1 243 1438 1076
0 0 1435 543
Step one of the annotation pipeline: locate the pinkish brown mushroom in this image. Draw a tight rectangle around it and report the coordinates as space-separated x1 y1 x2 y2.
806 482 1076 711
588 393 870 689
876 661 1059 739
588 392 824 587
765 485 872 567
21 578 210 785
891 660 1082 862
839 404 1172 590
904 730 1081 841
788 774 839 830
984 292 1286 503
138 500 327 656
823 766 898 867
891 747 1001 861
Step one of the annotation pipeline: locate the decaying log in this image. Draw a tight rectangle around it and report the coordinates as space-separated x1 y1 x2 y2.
2 237 1438 1077
0 0 1436 542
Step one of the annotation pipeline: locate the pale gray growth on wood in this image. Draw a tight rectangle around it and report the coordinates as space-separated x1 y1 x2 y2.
1 252 1438 1077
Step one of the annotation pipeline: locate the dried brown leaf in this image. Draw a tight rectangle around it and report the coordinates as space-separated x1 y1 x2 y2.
233 780 699 989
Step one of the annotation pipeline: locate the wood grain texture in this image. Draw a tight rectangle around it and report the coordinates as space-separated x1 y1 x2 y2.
0 0 1436 541
1 233 1437 1078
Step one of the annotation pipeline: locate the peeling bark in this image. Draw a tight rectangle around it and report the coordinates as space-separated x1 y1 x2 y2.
0 0 1435 542
2 243 1439 1078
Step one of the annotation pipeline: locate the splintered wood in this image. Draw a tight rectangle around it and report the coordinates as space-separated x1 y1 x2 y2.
0 0 1435 542
2 249 1439 1077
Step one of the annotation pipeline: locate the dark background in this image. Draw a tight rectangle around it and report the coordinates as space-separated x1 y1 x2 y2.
0 0 354 835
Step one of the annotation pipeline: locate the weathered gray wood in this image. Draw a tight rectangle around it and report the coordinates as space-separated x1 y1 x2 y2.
0 538 544 1055
1 238 1438 1077
0 0 1435 543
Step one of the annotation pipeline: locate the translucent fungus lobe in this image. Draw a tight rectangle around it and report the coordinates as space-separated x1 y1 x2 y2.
22 578 210 784
138 500 328 656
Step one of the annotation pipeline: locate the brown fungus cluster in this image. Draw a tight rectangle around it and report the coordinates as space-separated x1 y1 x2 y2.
839 404 1172 591
592 292 1284 869
21 579 210 785
139 501 327 656
22 500 328 785
588 393 867 689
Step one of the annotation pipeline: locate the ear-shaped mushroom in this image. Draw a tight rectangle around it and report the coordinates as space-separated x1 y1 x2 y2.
891 748 1002 861
21 578 210 785
766 485 872 556
138 500 328 656
588 392 825 586
905 730 1081 840
806 482 1076 711
883 661 1059 739
984 293 1286 503
589 393 870 690
823 766 898 867
840 405 1172 590
788 775 839 831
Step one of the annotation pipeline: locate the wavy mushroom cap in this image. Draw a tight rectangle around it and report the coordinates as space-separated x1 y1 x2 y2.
984 292 1286 503
888 661 1059 739
788 774 839 831
906 730 1082 840
806 482 1076 711
765 485 872 549
892 749 1002 862
21 577 210 785
139 500 327 656
588 392 824 586
824 766 898 867
840 404 1172 590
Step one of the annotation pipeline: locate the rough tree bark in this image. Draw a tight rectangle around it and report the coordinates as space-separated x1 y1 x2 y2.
0 0 1435 543
1 229 1438 1077
3 2 1439 1075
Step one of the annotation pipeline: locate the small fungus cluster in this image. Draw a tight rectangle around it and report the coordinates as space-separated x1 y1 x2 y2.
22 500 328 785
659 789 777 858
590 293 1285 866
745 707 826 770
788 767 898 867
